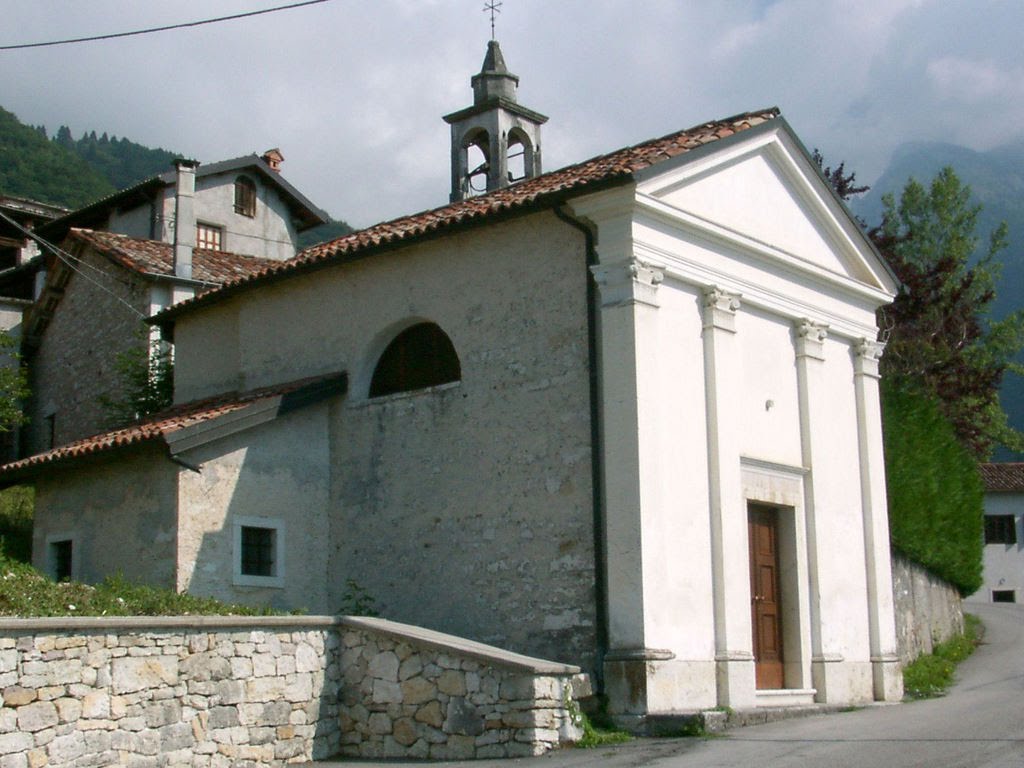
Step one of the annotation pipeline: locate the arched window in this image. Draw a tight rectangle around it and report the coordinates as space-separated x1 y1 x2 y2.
234 176 256 217
369 323 461 398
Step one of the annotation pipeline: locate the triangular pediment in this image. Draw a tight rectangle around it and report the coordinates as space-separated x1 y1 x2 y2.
634 126 897 295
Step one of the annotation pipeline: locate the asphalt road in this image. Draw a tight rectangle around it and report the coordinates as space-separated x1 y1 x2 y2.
319 602 1023 768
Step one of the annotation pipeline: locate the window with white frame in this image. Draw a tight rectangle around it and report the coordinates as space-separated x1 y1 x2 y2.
196 222 223 251
233 517 284 587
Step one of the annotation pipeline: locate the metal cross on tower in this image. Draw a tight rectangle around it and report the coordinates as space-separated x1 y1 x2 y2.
483 1 502 39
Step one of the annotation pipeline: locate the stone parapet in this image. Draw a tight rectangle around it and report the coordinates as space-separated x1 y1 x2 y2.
0 615 586 766
337 616 585 759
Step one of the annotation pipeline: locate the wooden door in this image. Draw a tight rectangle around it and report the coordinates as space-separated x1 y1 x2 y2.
749 505 784 689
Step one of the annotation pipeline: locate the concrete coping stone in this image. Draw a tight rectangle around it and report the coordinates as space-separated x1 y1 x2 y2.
338 616 582 676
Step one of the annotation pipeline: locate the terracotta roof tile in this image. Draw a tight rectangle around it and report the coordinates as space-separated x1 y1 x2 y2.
156 108 780 323
0 374 342 479
978 463 1024 492
68 229 275 285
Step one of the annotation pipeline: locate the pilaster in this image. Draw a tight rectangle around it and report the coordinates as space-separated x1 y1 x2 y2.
793 318 838 700
702 286 755 707
853 339 903 701
593 257 668 717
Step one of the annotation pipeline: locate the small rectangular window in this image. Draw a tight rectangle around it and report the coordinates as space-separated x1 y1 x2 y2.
49 539 73 582
992 590 1015 603
984 515 1017 544
233 517 284 587
196 223 223 251
241 526 275 577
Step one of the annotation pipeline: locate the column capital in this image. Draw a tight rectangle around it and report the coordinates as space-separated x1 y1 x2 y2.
795 319 829 361
702 286 741 332
591 259 664 308
854 338 886 378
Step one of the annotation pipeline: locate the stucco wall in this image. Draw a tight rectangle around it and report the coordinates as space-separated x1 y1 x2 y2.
891 553 964 664
172 212 598 669
31 445 178 587
190 172 299 261
25 248 153 453
966 492 1024 604
176 403 332 613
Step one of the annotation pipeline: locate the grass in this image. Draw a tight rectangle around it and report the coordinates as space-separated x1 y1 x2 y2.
0 552 283 617
573 697 633 748
902 613 982 699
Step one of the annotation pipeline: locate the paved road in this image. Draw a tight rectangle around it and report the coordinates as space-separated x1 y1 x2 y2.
320 603 1023 767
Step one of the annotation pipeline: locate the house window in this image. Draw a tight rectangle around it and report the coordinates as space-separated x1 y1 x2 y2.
369 322 461 398
992 590 1016 603
48 539 73 582
233 517 284 587
984 515 1017 544
196 223 223 251
234 176 257 217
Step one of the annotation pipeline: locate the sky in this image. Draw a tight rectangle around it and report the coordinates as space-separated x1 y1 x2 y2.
2 0 1023 228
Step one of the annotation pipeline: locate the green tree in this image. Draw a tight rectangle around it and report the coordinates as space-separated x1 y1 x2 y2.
98 337 174 428
0 331 28 433
873 167 1024 459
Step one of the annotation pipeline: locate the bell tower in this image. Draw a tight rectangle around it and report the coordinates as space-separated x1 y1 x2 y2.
443 40 548 202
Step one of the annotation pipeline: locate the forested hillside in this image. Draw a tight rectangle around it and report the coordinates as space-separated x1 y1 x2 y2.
53 126 178 192
0 107 113 208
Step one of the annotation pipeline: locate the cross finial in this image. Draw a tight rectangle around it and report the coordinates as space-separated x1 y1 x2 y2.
483 1 502 39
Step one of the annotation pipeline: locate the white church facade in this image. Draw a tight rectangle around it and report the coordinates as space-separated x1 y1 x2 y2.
2 43 903 719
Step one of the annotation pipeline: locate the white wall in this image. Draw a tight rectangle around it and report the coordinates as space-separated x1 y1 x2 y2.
968 492 1024 603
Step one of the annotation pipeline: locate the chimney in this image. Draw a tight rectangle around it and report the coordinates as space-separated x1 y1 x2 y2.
173 159 199 280
261 148 284 173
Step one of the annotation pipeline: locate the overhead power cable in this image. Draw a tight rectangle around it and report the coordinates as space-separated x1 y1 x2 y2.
0 0 331 51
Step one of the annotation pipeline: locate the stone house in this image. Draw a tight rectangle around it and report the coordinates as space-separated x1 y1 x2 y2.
967 463 1023 604
1 43 904 721
19 153 328 453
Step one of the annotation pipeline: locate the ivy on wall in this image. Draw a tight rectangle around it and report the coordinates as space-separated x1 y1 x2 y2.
882 379 984 594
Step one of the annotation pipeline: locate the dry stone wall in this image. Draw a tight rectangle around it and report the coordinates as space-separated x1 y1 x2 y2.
338 617 585 759
891 553 965 664
0 615 586 767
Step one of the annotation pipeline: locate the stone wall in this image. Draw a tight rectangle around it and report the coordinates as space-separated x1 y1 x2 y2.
0 615 586 767
891 553 965 664
338 617 584 760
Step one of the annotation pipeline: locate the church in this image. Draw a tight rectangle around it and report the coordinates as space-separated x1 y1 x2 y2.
1 40 904 721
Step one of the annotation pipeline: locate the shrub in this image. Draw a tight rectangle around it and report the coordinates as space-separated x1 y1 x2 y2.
882 379 984 594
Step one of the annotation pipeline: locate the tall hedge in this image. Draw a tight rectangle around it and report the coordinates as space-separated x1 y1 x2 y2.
881 378 983 594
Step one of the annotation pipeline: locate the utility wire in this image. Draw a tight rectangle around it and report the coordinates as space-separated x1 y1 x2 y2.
0 210 148 320
0 0 331 51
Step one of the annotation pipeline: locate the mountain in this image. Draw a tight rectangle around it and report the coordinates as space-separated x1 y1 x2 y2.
850 141 1024 461
0 107 114 208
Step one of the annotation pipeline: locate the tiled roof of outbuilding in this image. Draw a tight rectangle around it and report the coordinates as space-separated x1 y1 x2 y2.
67 229 276 286
0 374 345 485
978 463 1024 492
154 108 781 324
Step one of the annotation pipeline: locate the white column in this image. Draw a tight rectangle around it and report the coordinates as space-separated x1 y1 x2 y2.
793 319 843 700
853 339 904 701
702 286 755 707
593 257 670 720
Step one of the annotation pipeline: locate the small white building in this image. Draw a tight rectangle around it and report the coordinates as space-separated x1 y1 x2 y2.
968 463 1024 604
3 42 904 722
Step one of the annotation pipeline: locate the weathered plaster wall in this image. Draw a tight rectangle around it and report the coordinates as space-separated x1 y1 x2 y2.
173 212 598 669
26 249 152 452
891 553 965 664
966 492 1024 604
191 173 298 260
31 445 178 586
176 404 332 613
